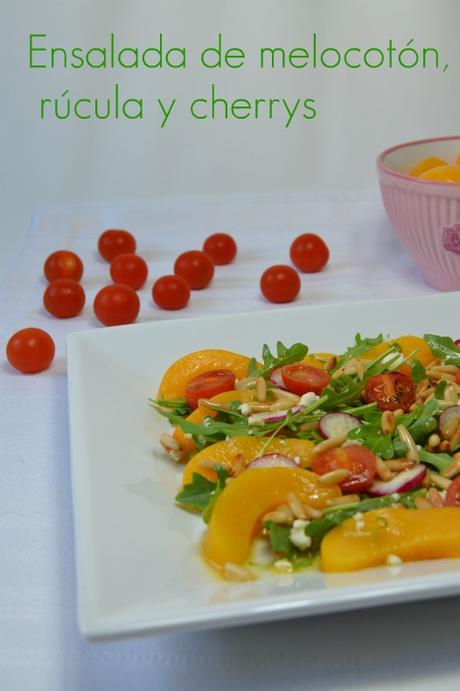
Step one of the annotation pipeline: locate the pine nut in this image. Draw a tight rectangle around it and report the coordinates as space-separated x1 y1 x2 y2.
381 411 395 435
287 492 308 519
439 440 451 452
318 468 350 485
414 496 432 510
376 457 393 481
443 458 460 479
312 434 347 455
444 383 458 404
428 433 441 449
263 505 294 525
326 494 360 507
325 356 337 372
160 432 181 452
397 424 419 462
429 472 452 490
415 379 430 397
386 459 414 471
255 377 267 402
427 487 445 507
393 409 404 418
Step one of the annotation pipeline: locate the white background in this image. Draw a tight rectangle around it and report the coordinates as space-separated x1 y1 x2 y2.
2 0 460 276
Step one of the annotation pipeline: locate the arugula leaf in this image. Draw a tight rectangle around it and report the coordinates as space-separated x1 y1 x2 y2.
424 334 460 367
149 397 191 417
249 341 309 379
332 333 383 372
264 521 294 557
419 449 453 474
435 380 447 400
175 465 230 522
411 359 427 385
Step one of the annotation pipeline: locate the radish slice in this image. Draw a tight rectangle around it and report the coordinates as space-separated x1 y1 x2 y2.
247 453 299 469
270 367 286 390
248 406 303 425
439 406 460 439
367 464 426 497
455 339 460 346
318 412 361 439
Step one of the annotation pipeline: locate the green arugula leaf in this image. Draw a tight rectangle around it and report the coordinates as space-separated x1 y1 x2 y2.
424 334 460 367
175 465 230 522
149 397 192 417
435 380 448 400
250 341 309 379
332 333 383 372
419 449 453 474
411 359 427 385
264 521 294 557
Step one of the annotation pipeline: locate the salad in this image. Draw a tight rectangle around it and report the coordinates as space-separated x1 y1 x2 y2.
151 333 460 580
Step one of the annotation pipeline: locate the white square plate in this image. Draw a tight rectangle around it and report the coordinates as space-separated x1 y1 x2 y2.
67 292 460 639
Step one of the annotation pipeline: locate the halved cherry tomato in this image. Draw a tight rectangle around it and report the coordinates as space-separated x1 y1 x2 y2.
445 476 460 507
281 364 331 395
364 372 415 412
311 445 378 493
185 369 236 409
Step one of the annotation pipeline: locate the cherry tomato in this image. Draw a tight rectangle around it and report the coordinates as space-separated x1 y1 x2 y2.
456 369 460 386
174 250 214 290
185 369 236 409
364 372 415 412
43 278 85 318
281 364 331 395
203 233 237 265
110 253 148 290
290 234 329 273
152 275 190 310
93 284 140 326
44 250 84 282
445 476 460 507
311 445 377 493
260 265 300 304
98 229 137 262
6 328 55 374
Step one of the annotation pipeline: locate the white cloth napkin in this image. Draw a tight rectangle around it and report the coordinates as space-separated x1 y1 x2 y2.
2 192 460 691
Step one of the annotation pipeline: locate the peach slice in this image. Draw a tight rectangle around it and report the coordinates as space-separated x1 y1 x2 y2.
182 436 316 484
158 349 251 401
321 507 460 572
203 467 340 567
410 157 447 177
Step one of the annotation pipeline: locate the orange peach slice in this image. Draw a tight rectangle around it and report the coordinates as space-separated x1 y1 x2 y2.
410 157 447 177
183 436 316 483
203 467 341 567
158 349 251 401
321 507 460 572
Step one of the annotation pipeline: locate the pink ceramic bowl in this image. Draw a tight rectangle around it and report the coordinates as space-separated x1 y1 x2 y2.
377 136 460 290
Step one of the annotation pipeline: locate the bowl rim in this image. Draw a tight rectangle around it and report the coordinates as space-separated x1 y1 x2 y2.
377 135 460 187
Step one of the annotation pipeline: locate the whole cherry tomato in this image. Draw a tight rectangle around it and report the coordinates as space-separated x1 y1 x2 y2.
203 233 237 265
44 250 84 282
312 445 378 493
93 284 140 326
290 233 329 273
110 253 148 290
174 250 214 290
364 372 416 412
185 370 236 409
43 278 85 318
98 229 137 262
281 364 331 395
445 476 460 507
152 275 190 310
6 328 55 373
260 265 301 304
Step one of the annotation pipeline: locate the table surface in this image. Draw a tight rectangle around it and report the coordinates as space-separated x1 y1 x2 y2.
1 192 460 691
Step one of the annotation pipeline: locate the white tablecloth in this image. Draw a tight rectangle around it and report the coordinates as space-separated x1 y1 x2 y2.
2 192 460 691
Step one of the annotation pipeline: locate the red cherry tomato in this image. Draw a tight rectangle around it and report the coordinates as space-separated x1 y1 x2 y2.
152 275 190 310
185 369 236 409
174 251 214 290
445 477 460 507
281 364 331 395
93 284 140 326
364 372 415 412
98 229 137 262
311 445 378 493
43 278 85 318
456 370 460 386
260 265 301 304
6 328 55 374
110 253 148 290
203 233 237 265
44 250 84 282
290 233 329 273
